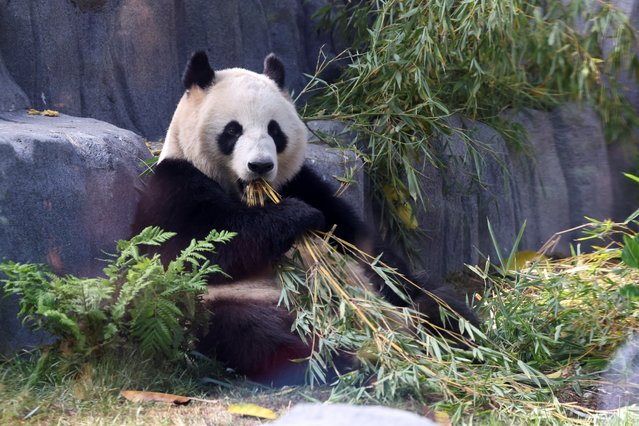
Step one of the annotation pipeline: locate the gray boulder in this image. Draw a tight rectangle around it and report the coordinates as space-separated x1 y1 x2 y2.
272 403 437 426
609 0 639 112
0 0 336 139
599 335 639 410
0 111 150 354
414 105 626 279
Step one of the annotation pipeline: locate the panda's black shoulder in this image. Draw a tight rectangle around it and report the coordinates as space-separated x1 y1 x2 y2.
132 158 229 235
280 165 346 212
149 158 210 187
281 165 324 198
142 158 226 199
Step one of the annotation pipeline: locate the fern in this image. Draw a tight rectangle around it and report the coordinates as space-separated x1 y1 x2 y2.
0 227 234 359
105 226 176 277
131 298 182 357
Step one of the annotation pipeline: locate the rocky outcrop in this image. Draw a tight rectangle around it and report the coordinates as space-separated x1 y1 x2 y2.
0 111 150 354
611 0 639 112
0 0 336 139
306 121 366 217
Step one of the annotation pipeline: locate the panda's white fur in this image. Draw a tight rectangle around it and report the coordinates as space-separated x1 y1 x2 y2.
159 68 307 194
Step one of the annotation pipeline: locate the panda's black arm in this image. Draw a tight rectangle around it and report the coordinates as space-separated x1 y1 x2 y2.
132 159 323 281
280 165 369 246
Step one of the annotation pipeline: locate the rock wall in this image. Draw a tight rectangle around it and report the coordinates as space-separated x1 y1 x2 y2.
0 0 336 139
0 52 28 111
313 105 636 282
611 0 639 112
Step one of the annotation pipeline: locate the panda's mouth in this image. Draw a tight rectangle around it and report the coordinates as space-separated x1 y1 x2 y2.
237 176 273 193
238 178 278 206
236 178 262 194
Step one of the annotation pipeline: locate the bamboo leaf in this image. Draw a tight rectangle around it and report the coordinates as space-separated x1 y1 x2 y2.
227 403 278 420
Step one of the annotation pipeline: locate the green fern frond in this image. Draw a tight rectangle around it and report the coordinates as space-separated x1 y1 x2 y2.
169 229 236 273
1 227 232 359
108 227 177 273
131 297 183 357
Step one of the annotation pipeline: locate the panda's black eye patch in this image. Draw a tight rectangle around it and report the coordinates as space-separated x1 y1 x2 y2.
268 120 287 153
218 121 243 155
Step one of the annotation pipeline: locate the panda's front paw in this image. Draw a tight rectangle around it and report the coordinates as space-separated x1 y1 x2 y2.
281 198 325 232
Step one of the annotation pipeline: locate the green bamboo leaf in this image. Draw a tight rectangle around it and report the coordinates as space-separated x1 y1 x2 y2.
619 284 639 301
621 234 639 269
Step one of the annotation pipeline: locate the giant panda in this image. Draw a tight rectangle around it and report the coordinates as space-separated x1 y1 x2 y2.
132 51 478 386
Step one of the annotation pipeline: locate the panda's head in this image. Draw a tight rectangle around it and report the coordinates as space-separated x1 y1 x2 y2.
159 51 307 194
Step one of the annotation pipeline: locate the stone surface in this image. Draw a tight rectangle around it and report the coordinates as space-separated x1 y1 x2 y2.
599 335 639 410
610 0 639 112
271 403 437 426
0 52 28 112
0 0 336 139
0 111 150 354
306 120 366 219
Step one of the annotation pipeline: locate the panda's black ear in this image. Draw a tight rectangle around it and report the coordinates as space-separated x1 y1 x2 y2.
263 53 285 89
183 51 215 89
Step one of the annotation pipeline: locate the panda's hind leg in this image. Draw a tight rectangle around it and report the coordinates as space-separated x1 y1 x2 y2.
410 272 480 339
366 242 479 341
199 298 311 386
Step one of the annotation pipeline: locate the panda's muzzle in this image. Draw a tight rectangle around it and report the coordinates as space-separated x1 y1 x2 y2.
248 161 274 176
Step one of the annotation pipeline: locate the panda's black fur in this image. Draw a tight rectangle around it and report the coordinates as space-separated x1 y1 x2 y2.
132 52 478 386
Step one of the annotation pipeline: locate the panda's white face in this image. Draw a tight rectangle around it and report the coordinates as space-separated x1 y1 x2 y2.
159 54 307 195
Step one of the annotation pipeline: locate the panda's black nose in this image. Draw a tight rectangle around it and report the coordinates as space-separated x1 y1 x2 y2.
248 161 274 175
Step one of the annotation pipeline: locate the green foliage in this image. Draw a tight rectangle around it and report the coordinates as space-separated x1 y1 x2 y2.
304 0 639 248
0 227 235 359
624 172 639 185
620 283 639 301
621 233 639 268
275 221 639 423
620 231 639 300
277 232 482 393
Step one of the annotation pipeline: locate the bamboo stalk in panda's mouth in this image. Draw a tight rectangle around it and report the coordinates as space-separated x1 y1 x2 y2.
243 179 281 207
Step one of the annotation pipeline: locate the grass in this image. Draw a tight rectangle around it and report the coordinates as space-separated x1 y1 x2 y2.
0 348 332 425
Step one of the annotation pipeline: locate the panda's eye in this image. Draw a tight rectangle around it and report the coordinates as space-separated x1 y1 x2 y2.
268 120 288 153
224 121 242 137
218 121 243 155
